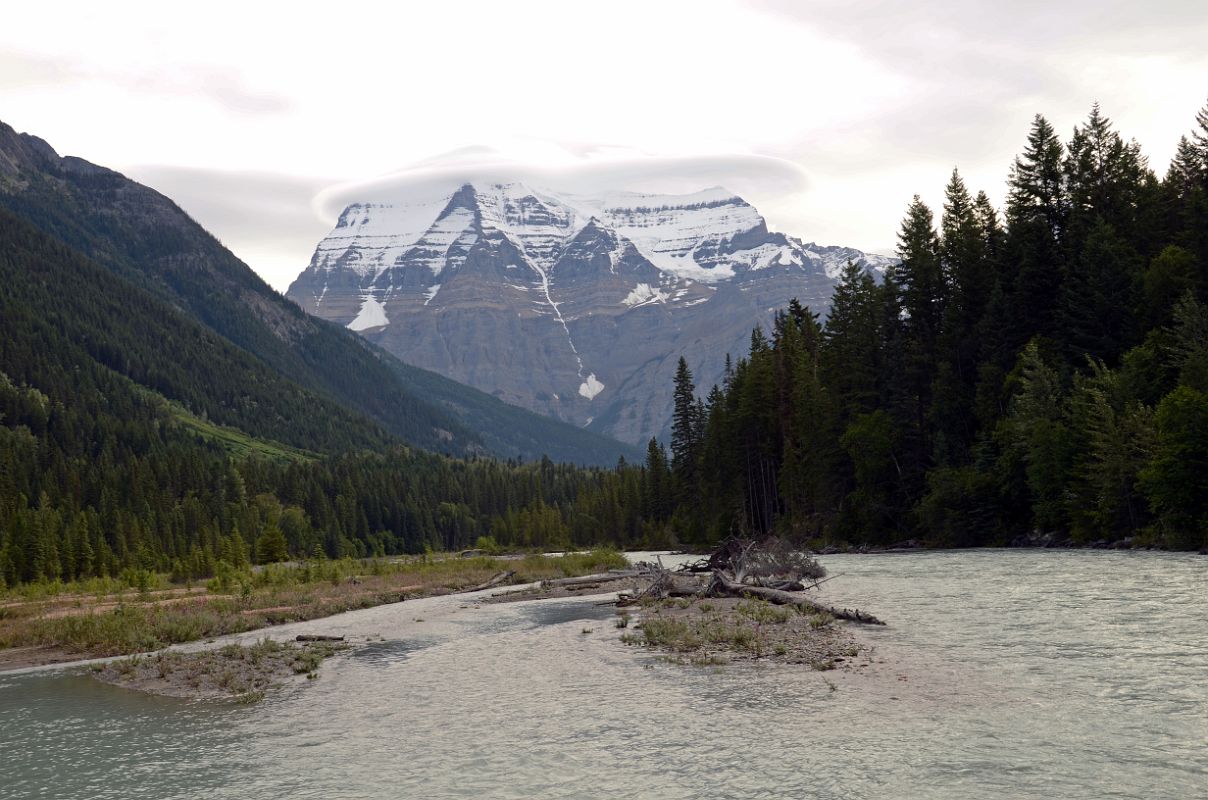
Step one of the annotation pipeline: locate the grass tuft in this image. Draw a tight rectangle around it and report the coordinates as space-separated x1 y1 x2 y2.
1 551 624 658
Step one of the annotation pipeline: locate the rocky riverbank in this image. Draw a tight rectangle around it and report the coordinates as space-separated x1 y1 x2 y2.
487 563 876 669
618 596 870 669
93 638 350 701
0 550 628 672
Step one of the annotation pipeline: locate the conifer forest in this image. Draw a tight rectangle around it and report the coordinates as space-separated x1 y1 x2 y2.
3 101 1208 588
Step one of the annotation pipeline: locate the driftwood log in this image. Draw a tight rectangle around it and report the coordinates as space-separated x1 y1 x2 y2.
464 570 516 593
479 540 887 626
712 573 884 625
678 537 826 582
295 634 345 642
540 570 641 589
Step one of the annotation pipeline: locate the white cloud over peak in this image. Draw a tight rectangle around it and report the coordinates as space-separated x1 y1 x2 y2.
313 143 810 223
1 0 1204 287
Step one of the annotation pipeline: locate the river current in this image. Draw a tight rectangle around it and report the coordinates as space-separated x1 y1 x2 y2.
1 550 1205 799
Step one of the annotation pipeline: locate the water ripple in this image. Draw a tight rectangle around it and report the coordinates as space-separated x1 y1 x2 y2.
1 551 1205 799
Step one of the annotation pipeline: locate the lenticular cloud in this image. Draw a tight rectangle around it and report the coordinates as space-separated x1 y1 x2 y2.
311 142 810 227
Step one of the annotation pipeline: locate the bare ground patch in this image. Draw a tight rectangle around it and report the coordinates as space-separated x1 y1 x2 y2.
0 551 629 669
618 596 873 669
484 571 876 671
93 639 350 701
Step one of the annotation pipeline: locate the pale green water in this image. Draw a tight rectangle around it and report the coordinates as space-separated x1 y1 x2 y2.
1 551 1205 799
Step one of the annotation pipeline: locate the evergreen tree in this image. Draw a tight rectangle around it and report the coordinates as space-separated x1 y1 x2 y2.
1190 99 1208 186
1139 385 1208 549
1064 103 1149 248
1066 362 1153 538
892 196 944 479
933 171 994 460
1003 342 1075 532
1168 293 1208 392
1008 114 1068 238
669 357 701 502
1166 136 1203 198
1142 246 1198 328
894 195 946 340
1057 219 1138 364
823 263 884 420
255 523 289 564
1006 115 1069 341
642 438 672 523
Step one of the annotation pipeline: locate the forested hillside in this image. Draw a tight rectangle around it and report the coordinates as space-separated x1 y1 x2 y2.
0 122 634 587
0 209 646 587
4 101 1205 588
646 102 1208 551
0 209 398 454
0 120 638 465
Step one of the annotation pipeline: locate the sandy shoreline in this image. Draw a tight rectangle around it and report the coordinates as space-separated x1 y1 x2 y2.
2 554 881 698
0 578 548 677
0 552 634 675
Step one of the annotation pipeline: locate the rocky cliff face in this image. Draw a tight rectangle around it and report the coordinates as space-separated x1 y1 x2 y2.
287 182 893 445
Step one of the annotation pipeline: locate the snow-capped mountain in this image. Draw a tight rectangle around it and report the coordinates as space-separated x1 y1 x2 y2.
287 182 893 445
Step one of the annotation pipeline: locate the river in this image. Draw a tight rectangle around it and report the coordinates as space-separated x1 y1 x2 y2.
1 550 1205 799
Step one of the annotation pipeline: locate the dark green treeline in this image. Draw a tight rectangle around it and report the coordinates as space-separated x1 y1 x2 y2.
650 101 1208 552
4 100 1208 587
0 211 656 587
0 334 655 585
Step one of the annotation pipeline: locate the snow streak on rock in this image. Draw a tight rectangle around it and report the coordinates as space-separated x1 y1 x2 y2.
578 373 604 400
622 282 669 308
348 294 389 331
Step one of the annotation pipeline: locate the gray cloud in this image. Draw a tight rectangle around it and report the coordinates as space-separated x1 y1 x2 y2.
76 1 1208 287
754 0 1208 54
0 50 291 116
755 0 1208 158
0 51 78 91
747 0 1208 243
129 68 293 116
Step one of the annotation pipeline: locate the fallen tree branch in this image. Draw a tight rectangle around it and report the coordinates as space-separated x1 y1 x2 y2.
541 570 641 589
295 634 345 642
712 573 885 625
490 585 537 598
806 572 843 590
461 570 516 593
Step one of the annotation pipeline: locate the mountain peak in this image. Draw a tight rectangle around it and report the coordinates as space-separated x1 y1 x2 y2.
0 121 61 178
288 176 892 444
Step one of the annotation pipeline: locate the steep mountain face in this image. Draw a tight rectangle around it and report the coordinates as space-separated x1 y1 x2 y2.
0 121 639 465
289 182 894 444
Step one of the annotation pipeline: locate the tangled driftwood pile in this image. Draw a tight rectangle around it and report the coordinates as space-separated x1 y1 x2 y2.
537 538 884 625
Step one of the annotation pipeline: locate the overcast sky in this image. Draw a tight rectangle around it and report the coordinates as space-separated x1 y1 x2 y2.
2 1 1205 290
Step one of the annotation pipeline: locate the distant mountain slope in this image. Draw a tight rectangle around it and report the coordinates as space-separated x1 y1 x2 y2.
0 207 390 455
382 356 641 464
288 181 895 444
0 205 396 456
0 121 637 465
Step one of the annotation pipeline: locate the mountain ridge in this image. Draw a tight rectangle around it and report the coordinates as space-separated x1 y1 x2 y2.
0 121 640 465
288 180 895 444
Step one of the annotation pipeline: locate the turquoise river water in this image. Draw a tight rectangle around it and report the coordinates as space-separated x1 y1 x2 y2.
1 550 1205 799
